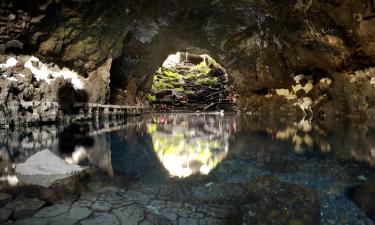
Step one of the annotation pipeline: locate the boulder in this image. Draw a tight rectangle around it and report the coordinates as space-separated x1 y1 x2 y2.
0 193 12 207
16 149 83 176
5 40 23 50
4 198 45 220
84 58 112 104
349 180 375 221
0 208 12 222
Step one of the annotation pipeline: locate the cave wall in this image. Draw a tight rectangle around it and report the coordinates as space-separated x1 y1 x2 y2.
2 0 375 117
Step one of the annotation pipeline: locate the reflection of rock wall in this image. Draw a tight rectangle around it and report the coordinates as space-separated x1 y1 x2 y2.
0 126 60 163
0 120 135 179
111 122 171 182
85 134 113 176
237 116 375 167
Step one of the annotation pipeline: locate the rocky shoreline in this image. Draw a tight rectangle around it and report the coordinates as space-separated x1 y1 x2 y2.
0 171 322 225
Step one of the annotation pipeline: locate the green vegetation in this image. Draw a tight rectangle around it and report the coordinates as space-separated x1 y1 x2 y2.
197 77 219 87
147 58 228 107
151 62 219 93
192 62 211 75
146 94 157 103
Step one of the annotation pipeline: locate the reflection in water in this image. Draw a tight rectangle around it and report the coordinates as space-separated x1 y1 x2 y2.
241 116 375 166
272 118 316 153
0 114 375 224
0 120 133 187
0 175 19 186
0 114 375 187
58 123 113 176
147 114 238 178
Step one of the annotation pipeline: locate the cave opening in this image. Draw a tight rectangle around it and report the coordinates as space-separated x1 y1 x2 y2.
147 52 239 112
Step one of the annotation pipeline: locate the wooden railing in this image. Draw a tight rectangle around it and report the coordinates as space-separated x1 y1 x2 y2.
0 101 150 128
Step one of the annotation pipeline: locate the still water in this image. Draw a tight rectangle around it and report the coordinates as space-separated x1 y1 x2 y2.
0 113 374 225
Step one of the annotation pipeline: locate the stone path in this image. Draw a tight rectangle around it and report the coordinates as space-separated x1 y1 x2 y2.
2 186 171 225
0 176 321 225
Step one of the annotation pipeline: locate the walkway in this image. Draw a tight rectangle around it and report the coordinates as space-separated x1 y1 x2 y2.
0 101 150 128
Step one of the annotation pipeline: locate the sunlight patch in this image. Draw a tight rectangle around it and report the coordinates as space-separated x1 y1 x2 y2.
1 55 84 90
24 56 84 90
0 57 18 68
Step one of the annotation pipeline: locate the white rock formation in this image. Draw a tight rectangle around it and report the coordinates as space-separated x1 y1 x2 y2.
16 149 83 176
1 55 84 89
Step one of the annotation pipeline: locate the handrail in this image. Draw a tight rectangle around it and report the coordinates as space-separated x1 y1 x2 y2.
4 101 151 109
0 101 150 126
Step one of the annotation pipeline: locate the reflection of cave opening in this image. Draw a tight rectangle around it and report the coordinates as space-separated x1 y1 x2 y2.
148 52 239 111
147 114 235 178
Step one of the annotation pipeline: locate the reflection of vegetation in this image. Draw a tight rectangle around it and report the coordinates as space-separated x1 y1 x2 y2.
147 116 229 178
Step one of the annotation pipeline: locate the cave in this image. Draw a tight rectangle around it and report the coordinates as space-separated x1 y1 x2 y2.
1 1 375 225
145 51 238 111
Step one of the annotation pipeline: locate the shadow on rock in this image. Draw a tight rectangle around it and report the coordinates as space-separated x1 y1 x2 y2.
347 180 375 221
57 82 88 115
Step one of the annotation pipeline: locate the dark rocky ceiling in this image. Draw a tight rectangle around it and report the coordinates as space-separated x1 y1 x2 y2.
1 0 375 118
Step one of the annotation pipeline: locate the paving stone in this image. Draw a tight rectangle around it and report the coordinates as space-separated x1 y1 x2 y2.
0 193 13 207
198 218 223 225
178 206 195 217
109 199 133 208
98 192 123 202
120 190 150 204
166 201 183 209
10 218 49 225
80 193 98 202
179 217 198 225
148 199 167 210
205 204 238 218
160 212 178 221
139 220 154 225
91 200 112 211
47 218 77 225
97 186 126 193
145 213 173 225
0 208 12 222
186 212 205 219
113 205 145 225
33 204 70 218
4 198 45 220
66 206 92 220
87 181 104 192
71 200 93 208
80 212 119 225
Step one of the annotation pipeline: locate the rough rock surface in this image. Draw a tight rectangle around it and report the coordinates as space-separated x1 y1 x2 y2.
0 192 12 207
15 149 83 175
350 180 375 221
85 58 113 104
4 198 45 220
1 0 375 116
1 175 320 225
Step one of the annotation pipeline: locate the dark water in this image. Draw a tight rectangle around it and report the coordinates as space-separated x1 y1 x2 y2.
1 113 375 224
